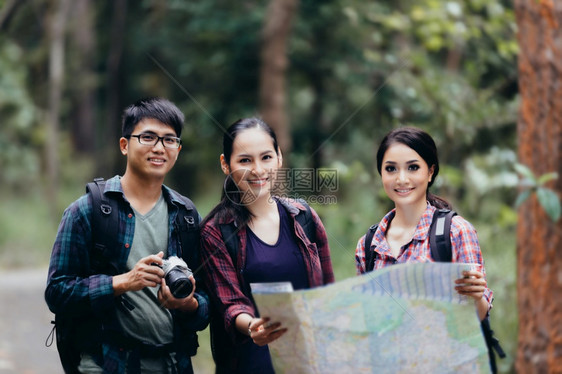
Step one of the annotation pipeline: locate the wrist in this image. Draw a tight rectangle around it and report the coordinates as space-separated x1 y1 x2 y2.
236 314 255 336
181 295 199 313
112 274 128 296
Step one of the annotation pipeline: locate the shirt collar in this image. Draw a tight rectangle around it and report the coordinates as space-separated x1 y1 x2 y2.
103 175 187 208
376 202 436 243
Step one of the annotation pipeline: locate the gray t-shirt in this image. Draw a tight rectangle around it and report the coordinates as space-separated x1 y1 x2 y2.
117 194 174 346
80 194 175 373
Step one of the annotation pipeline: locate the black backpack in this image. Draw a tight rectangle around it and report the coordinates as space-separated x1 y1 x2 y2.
209 199 316 370
364 209 506 373
48 177 200 373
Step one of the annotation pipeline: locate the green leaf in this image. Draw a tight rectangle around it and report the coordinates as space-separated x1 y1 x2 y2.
514 163 536 181
519 178 536 189
537 172 558 186
537 187 561 222
514 189 531 208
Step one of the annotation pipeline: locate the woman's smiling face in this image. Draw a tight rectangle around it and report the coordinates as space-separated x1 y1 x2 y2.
221 127 282 204
381 142 434 208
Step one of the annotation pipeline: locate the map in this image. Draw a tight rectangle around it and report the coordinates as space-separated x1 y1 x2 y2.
251 262 490 374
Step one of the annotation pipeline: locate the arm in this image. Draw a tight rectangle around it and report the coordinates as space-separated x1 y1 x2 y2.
450 216 493 321
355 235 367 275
44 195 116 317
113 251 165 296
309 207 335 285
200 223 256 343
158 275 210 332
235 313 287 346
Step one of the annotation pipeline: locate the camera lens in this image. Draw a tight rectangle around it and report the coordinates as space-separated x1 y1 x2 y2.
166 268 193 298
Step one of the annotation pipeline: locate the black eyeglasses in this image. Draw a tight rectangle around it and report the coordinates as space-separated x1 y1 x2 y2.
128 133 182 149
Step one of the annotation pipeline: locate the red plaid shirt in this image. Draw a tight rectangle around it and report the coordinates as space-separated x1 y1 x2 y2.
355 203 493 307
201 197 334 345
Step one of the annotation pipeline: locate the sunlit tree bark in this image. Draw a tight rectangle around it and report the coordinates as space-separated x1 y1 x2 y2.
259 0 299 154
514 0 562 372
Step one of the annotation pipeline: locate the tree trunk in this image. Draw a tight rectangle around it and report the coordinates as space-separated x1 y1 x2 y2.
259 0 299 155
514 0 562 372
69 0 96 155
0 0 23 31
310 74 325 172
101 0 127 176
45 0 72 216
307 18 330 172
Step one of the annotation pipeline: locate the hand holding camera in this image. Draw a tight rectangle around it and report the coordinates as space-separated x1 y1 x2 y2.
156 256 194 298
113 252 167 295
156 256 199 312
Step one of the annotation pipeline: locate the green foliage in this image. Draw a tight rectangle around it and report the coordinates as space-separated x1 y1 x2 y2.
0 192 57 269
1 1 520 371
514 163 561 222
312 159 384 281
0 37 41 192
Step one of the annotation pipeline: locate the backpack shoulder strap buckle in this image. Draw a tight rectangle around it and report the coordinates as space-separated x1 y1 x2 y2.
100 204 112 215
184 215 195 226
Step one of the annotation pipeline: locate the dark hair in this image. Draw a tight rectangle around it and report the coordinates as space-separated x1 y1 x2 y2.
376 127 451 210
203 117 280 227
121 97 184 138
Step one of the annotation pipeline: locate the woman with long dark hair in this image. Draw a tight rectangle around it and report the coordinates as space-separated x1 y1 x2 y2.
201 118 334 373
355 127 493 321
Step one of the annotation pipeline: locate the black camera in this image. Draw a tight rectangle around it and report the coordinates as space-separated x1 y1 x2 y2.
160 256 194 298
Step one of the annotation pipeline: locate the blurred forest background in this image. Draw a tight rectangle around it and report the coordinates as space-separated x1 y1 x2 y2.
1 0 560 373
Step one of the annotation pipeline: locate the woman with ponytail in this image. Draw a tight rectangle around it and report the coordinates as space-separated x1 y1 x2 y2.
355 127 493 322
201 118 334 373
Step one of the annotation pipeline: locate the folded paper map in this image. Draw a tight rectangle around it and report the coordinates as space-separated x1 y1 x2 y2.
251 262 490 374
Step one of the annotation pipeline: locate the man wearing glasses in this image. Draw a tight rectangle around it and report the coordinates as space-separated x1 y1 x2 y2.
45 97 208 373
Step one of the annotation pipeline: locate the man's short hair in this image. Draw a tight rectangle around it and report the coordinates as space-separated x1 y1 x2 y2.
122 97 185 138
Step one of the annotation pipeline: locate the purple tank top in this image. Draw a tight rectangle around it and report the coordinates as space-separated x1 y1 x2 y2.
244 201 309 291
236 201 309 373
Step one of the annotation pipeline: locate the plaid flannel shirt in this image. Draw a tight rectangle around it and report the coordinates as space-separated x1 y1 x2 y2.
200 198 334 347
355 203 493 308
45 175 209 374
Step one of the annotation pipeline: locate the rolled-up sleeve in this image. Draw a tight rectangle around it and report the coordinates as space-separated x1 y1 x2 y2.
451 216 494 309
310 207 335 285
175 291 210 331
355 235 367 275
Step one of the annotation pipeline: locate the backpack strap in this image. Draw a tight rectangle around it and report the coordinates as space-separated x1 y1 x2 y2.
428 208 505 372
364 224 378 272
364 209 457 272
173 195 200 271
481 315 506 373
428 209 457 262
86 178 120 275
218 199 318 268
294 198 317 245
219 223 239 267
